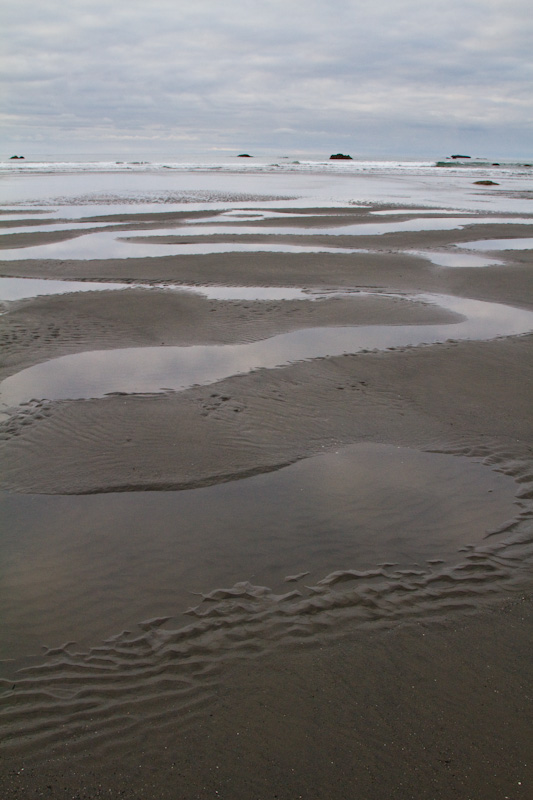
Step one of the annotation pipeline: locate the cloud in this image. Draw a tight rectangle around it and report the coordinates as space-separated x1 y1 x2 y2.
2 0 532 156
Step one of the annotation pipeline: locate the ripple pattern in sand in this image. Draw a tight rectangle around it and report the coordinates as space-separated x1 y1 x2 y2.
2 293 533 408
1 542 531 761
1 442 532 761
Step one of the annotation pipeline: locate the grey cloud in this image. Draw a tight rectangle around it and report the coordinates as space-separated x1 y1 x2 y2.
2 0 532 156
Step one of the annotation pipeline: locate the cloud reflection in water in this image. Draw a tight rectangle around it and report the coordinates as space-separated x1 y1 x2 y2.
2 293 533 408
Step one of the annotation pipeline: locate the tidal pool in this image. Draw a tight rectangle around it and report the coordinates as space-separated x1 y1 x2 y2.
0 234 366 260
0 276 334 303
0 276 135 302
179 216 528 236
0 442 518 660
461 237 533 251
2 293 533 408
408 250 503 268
1 216 531 261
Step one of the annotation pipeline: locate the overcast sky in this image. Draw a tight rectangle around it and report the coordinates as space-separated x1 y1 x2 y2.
2 0 532 158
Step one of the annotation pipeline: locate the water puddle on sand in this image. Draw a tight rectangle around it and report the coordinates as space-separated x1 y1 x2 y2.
0 277 331 303
461 237 533 251
2 293 533 408
176 216 528 236
1 217 532 261
408 250 503 268
0 235 365 259
0 442 519 661
370 208 477 216
0 276 135 302
0 221 122 234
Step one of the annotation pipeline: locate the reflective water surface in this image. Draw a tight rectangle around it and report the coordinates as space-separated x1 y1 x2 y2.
462 237 533 251
0 276 134 302
0 442 518 660
2 293 532 408
1 217 532 261
0 234 366 260
408 250 503 268
0 276 337 303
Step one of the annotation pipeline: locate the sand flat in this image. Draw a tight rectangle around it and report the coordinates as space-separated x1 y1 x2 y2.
1 180 532 798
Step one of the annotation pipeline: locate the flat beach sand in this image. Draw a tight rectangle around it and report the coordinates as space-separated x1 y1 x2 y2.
0 168 532 798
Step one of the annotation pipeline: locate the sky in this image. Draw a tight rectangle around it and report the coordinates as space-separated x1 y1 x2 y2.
2 0 532 159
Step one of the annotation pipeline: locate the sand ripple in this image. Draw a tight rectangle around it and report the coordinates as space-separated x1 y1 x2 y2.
1 442 532 761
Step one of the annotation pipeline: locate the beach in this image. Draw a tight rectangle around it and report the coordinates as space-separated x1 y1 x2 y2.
0 159 532 798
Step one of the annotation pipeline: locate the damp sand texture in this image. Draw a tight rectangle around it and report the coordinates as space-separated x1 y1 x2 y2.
1 169 533 800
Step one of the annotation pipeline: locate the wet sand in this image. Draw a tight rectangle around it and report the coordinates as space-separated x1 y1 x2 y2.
1 198 533 798
1 596 532 800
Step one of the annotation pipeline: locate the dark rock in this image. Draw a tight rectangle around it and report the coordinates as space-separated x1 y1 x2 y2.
237 153 252 157
329 153 352 160
9 155 24 159
451 154 470 159
474 180 499 185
